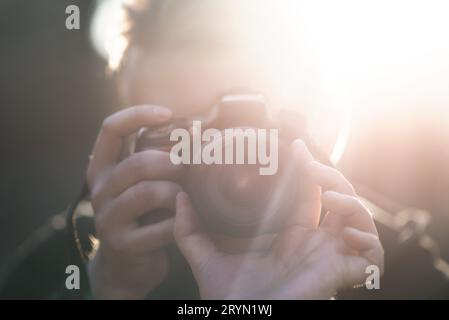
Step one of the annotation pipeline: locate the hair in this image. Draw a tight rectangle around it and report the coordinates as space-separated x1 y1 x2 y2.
122 0 183 51
112 0 305 73
116 0 230 72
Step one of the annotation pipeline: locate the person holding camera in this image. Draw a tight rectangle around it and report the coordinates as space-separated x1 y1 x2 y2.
84 0 383 299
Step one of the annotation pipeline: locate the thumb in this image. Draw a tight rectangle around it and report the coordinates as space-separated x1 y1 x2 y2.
174 192 218 276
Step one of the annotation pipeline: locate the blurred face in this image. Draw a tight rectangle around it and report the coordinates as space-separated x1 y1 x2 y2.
118 0 312 116
119 25 296 254
117 2 315 251
121 48 288 250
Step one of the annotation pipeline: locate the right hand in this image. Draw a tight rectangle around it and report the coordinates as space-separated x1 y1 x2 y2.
86 105 185 299
174 140 383 300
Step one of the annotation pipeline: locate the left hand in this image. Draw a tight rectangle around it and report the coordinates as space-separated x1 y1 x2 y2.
174 140 384 299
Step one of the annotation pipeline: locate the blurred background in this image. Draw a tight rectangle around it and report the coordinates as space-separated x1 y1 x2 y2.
0 0 448 299
0 0 116 298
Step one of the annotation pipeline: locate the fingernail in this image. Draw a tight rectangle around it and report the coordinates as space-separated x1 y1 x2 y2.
153 106 172 119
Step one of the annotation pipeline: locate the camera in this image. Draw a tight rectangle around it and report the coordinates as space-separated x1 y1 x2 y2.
134 94 301 237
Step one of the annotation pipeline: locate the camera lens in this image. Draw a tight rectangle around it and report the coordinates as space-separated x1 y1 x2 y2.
216 164 276 215
184 129 298 237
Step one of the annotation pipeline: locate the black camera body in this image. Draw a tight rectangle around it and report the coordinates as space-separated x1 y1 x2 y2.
135 94 302 237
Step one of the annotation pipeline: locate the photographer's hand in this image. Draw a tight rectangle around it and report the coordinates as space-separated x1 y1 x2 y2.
86 105 185 299
174 140 383 299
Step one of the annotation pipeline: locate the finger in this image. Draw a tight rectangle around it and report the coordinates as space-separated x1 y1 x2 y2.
96 181 182 234
321 191 378 236
174 192 218 275
306 161 356 196
343 227 384 272
287 139 321 229
306 162 355 235
124 218 174 253
343 227 379 251
92 150 185 209
87 105 172 187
